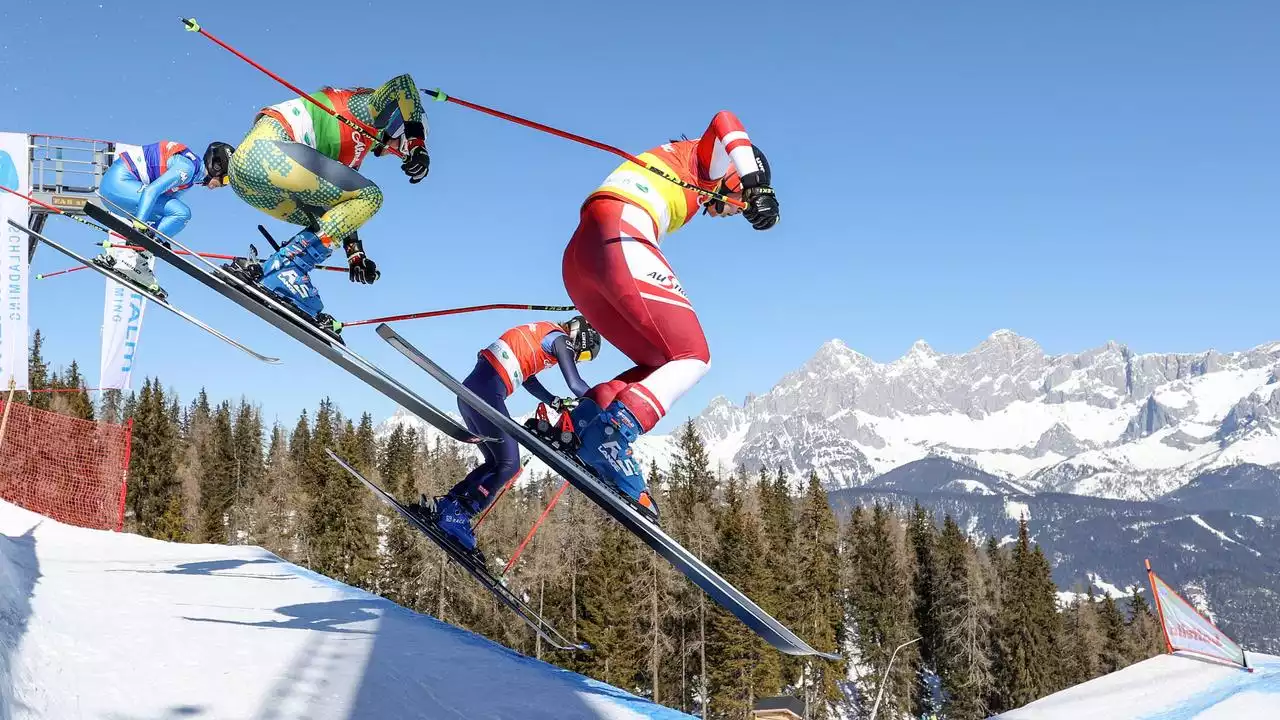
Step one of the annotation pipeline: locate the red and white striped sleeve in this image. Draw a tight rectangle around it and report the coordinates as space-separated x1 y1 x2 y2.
695 110 760 183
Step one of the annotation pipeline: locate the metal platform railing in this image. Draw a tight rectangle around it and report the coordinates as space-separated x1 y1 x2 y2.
25 134 118 259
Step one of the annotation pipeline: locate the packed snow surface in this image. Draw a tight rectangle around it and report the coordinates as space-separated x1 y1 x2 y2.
0 499 690 720
994 652 1280 719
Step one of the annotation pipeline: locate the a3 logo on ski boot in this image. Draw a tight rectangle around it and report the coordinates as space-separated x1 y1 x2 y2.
599 440 640 477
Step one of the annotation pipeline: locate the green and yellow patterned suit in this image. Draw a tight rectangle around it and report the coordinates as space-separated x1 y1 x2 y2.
228 73 426 249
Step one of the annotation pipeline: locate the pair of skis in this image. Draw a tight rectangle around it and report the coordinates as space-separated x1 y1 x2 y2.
8 220 281 364
82 201 836 660
80 200 487 446
325 449 586 652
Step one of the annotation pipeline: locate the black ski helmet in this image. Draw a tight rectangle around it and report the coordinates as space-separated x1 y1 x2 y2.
564 315 602 362
202 142 235 185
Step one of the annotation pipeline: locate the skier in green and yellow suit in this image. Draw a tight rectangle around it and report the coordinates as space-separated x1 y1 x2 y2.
226 74 431 336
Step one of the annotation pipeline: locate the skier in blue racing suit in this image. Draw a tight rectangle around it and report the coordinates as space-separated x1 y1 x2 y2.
94 140 233 298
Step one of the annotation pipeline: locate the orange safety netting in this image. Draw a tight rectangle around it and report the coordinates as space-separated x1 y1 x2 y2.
0 400 132 531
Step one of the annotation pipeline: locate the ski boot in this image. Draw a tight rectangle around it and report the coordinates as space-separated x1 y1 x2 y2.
411 494 482 559
224 230 344 343
571 399 660 522
93 246 167 300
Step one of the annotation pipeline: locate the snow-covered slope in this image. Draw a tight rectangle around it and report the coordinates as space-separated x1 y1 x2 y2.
0 499 689 720
994 652 1280 719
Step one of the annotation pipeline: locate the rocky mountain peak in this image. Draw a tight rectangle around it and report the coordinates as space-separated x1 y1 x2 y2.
687 331 1280 496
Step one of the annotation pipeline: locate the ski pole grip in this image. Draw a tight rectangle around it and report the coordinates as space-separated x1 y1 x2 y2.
181 17 201 32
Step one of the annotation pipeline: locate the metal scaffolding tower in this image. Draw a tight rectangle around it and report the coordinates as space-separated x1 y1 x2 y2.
25 134 117 260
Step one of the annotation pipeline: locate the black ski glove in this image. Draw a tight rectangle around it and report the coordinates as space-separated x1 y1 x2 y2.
343 234 380 284
741 185 779 231
400 121 430 184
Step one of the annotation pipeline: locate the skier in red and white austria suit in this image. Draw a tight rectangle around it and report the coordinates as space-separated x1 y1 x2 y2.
563 110 779 520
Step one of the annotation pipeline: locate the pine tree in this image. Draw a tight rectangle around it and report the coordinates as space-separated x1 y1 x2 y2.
636 460 677 704
178 389 214 533
1126 585 1166 663
100 388 125 424
848 503 916 717
127 378 185 539
333 415 379 589
1059 587 1104 687
50 359 94 420
664 423 719 716
579 515 645 690
24 329 51 409
120 390 138 428
706 467 776 717
992 518 1063 711
984 534 1006 607
669 420 717 510
354 412 377 469
792 472 844 718
252 422 303 560
1096 594 1128 674
198 401 237 543
933 515 994 720
304 404 377 588
908 503 940 672
228 400 266 540
289 410 310 470
759 465 800 686
378 425 428 610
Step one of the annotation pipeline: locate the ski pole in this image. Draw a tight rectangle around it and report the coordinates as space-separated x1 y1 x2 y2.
344 303 576 328
0 184 114 234
473 465 526 530
421 88 747 210
36 265 90 280
502 479 569 577
180 18 401 159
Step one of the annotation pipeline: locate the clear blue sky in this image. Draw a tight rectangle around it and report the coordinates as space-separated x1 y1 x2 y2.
3 1 1277 432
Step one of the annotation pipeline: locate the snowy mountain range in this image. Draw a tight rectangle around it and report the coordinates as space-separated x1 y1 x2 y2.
378 330 1280 502
690 331 1280 500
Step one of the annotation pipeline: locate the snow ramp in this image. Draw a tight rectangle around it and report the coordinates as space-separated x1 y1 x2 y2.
994 651 1280 719
0 499 691 720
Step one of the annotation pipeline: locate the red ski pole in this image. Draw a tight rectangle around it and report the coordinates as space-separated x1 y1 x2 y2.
502 479 570 577
421 88 747 210
0 184 114 234
35 265 91 280
181 18 400 158
473 466 525 530
344 303 575 328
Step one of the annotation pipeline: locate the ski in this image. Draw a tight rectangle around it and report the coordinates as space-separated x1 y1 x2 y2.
83 200 489 445
324 448 587 653
376 324 841 660
9 220 280 364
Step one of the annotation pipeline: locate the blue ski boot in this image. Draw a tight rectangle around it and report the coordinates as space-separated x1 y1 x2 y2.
571 399 659 522
249 230 343 341
420 495 479 554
